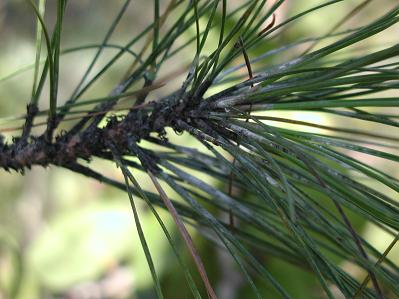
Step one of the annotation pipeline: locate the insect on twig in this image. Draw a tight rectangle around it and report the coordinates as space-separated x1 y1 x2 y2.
228 14 276 229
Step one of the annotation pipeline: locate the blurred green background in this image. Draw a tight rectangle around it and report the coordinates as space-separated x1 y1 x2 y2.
0 1 398 298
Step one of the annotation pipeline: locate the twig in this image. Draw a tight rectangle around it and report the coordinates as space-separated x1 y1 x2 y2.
148 171 218 299
353 233 399 298
308 165 385 299
228 36 255 227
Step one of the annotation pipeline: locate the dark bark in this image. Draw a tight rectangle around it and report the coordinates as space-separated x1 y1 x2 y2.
0 92 224 174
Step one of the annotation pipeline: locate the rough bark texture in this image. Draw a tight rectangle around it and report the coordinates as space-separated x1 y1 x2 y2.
0 91 225 174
